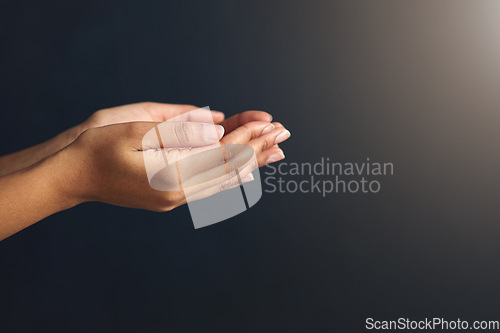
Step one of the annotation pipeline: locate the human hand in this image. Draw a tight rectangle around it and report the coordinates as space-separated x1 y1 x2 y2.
62 119 290 211
0 103 289 239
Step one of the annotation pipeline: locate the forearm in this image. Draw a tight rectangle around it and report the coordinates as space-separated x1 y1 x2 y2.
0 125 83 176
0 149 81 240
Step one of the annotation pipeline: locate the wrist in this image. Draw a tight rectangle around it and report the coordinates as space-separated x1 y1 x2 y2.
54 124 85 151
40 146 87 209
0 147 87 240
0 124 85 177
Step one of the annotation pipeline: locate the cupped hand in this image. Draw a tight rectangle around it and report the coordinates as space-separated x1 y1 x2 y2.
63 119 290 212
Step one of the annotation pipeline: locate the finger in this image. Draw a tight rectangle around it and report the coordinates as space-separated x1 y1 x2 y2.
143 102 225 123
185 173 254 204
183 164 256 203
144 121 224 149
183 160 255 198
143 102 198 121
173 171 254 208
245 127 291 166
220 121 275 145
272 122 284 129
170 109 225 123
259 147 285 166
221 122 290 162
218 111 272 134
207 110 225 123
179 144 256 190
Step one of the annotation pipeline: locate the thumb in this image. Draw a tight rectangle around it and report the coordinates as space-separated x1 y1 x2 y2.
156 121 224 148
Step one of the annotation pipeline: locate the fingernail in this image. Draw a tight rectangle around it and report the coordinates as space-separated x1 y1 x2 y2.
203 124 224 140
268 114 273 122
274 129 291 144
262 124 275 135
266 152 285 164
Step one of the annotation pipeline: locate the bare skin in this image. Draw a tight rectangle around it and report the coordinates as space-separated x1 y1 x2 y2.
0 102 291 240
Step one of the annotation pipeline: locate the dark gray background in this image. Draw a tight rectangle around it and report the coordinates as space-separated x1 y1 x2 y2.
1 0 499 332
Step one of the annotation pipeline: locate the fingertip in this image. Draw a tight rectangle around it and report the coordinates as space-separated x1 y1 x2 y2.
263 112 273 122
274 129 291 144
241 110 272 123
216 124 225 139
261 123 275 135
265 149 285 165
203 123 225 141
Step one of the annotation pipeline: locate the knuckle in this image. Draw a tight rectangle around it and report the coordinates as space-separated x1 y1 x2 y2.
240 122 257 137
242 122 254 130
261 138 271 152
